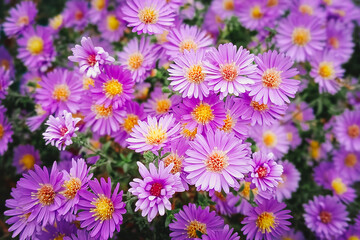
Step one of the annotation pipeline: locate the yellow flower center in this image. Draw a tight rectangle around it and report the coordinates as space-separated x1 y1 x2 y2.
62 177 81 199
107 15 120 31
219 113 235 133
323 0 332 6
156 99 171 114
53 233 65 240
299 4 313 15
309 140 321 159
27 37 44 55
20 154 35 170
263 131 277 147
186 64 206 84
345 153 357 167
220 63 238 82
191 103 214 124
127 52 144 70
83 77 95 90
103 78 123 98
92 104 113 118
282 237 293 240
287 132 293 142
17 16 29 25
262 68 282 88
91 195 114 221
122 114 139 133
251 101 268 111
223 0 234 10
0 124 4 140
179 39 198 53
93 0 106 10
164 153 183 174
50 15 63 30
331 178 347 195
145 127 167 145
348 236 360 240
138 7 159 24
186 220 207 238
319 211 332 223
205 150 229 172
52 84 70 101
251 6 263 19
335 9 346 17
292 27 311 47
256 212 276 233
347 124 359 138
267 0 278 7
180 123 198 140
293 111 304 122
318 62 335 79
37 184 56 206
329 37 340 49
240 181 255 199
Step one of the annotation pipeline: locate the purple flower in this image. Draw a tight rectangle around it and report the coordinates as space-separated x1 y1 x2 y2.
35 69 83 115
340 225 360 240
277 228 306 240
3 1 37 37
43 110 81 150
284 102 315 131
205 43 256 99
143 87 181 118
169 203 224 239
88 0 108 24
275 160 300 202
333 147 360 182
202 224 240 240
210 0 237 20
65 229 96 240
127 114 180 153
241 199 292 240
26 104 50 132
129 161 184 222
0 46 14 77
250 152 283 192
68 37 115 78
122 0 175 35
63 0 89 31
98 10 127 42
313 161 334 189
36 220 77 239
248 50 299 106
334 109 360 152
48 14 65 33
0 67 12 100
303 195 349 239
0 106 13 155
77 177 126 240
210 191 241 216
12 144 40 174
289 0 325 19
20 71 42 95
184 129 251 193
203 9 226 38
328 176 356 204
284 123 302 150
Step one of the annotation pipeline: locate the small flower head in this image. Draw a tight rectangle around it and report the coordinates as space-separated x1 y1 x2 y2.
13 145 40 174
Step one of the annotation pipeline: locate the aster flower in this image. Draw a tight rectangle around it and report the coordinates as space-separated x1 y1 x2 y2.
98 10 127 42
17 26 56 70
169 203 224 239
313 161 334 189
122 0 175 35
284 123 302 150
184 129 251 193
276 14 326 62
3 1 37 37
340 225 360 240
333 147 360 182
205 43 256 98
143 87 181 118
289 0 325 19
77 177 126 240
48 14 65 33
328 176 356 204
43 110 81 150
88 0 108 24
210 0 237 20
129 161 184 222
63 0 89 31
65 229 96 240
0 46 14 77
210 191 241 216
275 160 300 202
334 109 360 152
308 139 325 161
250 123 290 159
35 69 83 115
26 104 50 132
20 71 42 95
202 224 240 240
203 9 225 38
36 220 77 239
0 106 13 155
68 37 115 78
12 145 40 174
241 199 292 240
91 65 134 108
118 37 158 83
127 114 180 153
163 24 213 60
277 228 306 240
303 195 349 239
248 50 299 105
310 50 344 94
0 67 12 101
284 102 315 131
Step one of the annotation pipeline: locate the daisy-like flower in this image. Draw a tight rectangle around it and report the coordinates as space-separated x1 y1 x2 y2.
184 129 251 193
333 147 360 182
249 152 283 192
310 51 344 94
173 94 226 134
118 37 158 83
68 37 115 78
63 0 89 31
334 109 360 152
12 145 40 174
3 1 37 37
0 106 13 155
169 49 210 100
0 67 12 101
0 46 14 77
203 8 226 38
251 123 290 159
20 71 42 95
313 161 335 189
163 24 213 60
91 65 134 108
77 177 126 240
43 110 81 150
278 228 306 240
276 14 326 62
26 104 50 132
169 203 224 239
340 225 360 240
239 93 287 126
127 114 180 153
88 0 108 24
202 224 240 240
284 102 315 131
165 0 184 10
36 220 77 240
210 0 237 20
58 158 93 219
65 229 95 240
210 191 241 216
241 199 292 240
328 176 356 204
275 160 300 202
284 123 302 150
122 0 175 35
129 161 184 222
205 43 256 99
248 50 299 106
35 69 83 115
143 87 181 118
303 195 349 239
289 0 325 19
98 10 127 42
48 14 65 33
308 139 326 161
17 26 56 70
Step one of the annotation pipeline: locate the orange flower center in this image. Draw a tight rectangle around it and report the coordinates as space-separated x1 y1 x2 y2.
17 16 29 25
299 4 313 15
103 78 123 98
292 27 311 46
20 154 35 170
186 64 206 84
262 68 282 88
220 63 238 82
320 211 332 224
91 195 114 221
156 99 171 114
62 177 81 199
186 220 207 238
179 39 198 53
92 104 113 118
52 84 70 101
37 184 56 206
205 150 229 172
223 0 234 10
251 101 268 111
347 124 360 138
345 153 357 167
138 7 159 24
123 114 139 133
251 6 263 19
191 103 214 124
127 52 144 70
163 153 183 174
